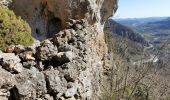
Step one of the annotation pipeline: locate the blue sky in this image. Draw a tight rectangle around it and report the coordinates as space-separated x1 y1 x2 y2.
114 0 170 18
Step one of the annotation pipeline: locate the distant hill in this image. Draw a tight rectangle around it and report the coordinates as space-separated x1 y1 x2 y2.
133 17 170 44
104 19 151 62
114 17 170 44
136 17 170 32
105 19 149 46
115 17 168 27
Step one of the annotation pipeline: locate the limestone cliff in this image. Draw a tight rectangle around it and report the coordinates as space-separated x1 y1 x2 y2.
10 0 118 40
0 0 118 100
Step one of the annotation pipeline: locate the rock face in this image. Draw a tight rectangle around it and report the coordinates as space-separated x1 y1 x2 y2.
10 0 118 40
0 0 118 100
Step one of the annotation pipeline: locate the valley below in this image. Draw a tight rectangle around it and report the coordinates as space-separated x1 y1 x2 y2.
103 17 170 99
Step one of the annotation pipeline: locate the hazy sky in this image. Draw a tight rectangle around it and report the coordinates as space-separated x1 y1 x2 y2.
114 0 170 18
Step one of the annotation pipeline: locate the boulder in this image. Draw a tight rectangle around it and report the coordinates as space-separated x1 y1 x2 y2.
0 67 16 100
14 67 47 99
44 94 54 100
22 61 36 69
52 30 72 47
19 51 35 61
0 53 22 73
44 70 67 97
12 63 23 73
36 40 58 61
65 82 78 98
55 51 75 63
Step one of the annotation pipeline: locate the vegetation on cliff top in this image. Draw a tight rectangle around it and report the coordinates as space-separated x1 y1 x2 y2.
0 6 34 50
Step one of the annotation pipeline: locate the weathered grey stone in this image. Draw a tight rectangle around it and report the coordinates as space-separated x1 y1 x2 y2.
44 94 54 100
19 51 35 61
0 67 15 100
0 53 22 73
52 31 70 47
0 88 10 100
14 67 47 99
65 82 78 98
0 67 14 86
23 61 36 69
36 40 58 61
0 89 9 96
76 30 85 38
73 24 83 31
44 70 67 96
13 63 23 73
31 40 41 48
36 61 44 71
55 51 75 63
0 53 20 64
0 96 8 100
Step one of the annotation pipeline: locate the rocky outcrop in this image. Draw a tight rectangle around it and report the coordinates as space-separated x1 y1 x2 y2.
0 0 118 100
0 20 104 100
10 0 118 40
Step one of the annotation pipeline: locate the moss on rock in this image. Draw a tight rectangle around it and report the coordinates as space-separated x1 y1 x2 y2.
0 6 34 51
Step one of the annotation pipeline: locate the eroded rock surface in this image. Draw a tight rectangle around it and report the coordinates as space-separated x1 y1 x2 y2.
0 0 118 100
10 0 118 40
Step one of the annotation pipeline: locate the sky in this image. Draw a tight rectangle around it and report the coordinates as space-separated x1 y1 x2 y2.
114 0 170 18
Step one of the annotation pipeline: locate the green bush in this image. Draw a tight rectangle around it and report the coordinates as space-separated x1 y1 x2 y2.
0 6 34 50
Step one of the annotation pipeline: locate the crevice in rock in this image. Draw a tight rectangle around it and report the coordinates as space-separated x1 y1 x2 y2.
44 73 57 100
47 16 63 38
39 2 64 40
64 74 75 82
36 28 41 35
8 86 19 100
42 58 68 70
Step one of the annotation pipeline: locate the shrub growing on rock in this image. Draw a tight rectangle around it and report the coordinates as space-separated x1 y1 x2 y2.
0 6 34 50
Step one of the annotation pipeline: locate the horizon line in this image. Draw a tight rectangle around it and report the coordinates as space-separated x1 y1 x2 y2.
112 16 170 19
